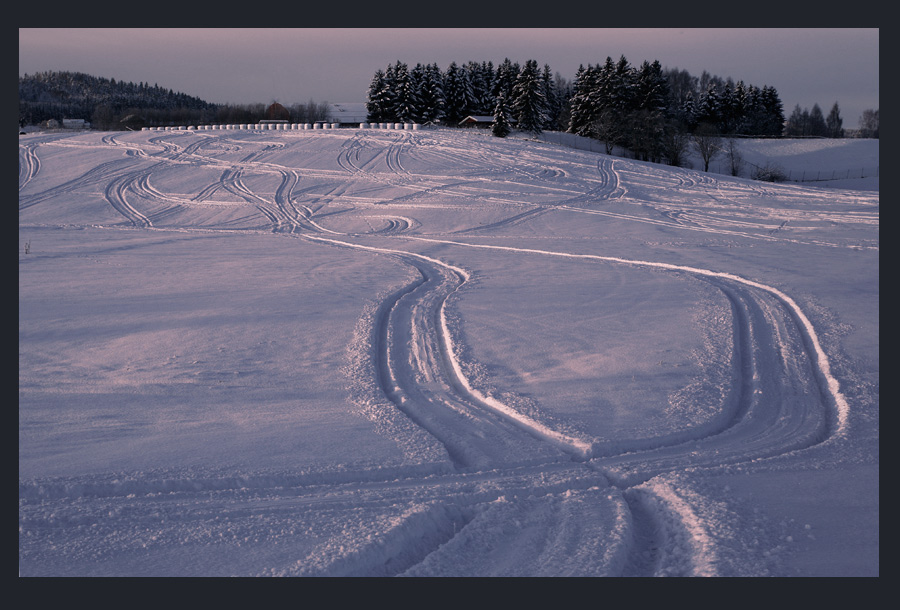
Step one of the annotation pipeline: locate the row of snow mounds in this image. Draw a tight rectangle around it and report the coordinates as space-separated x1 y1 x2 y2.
141 123 421 132
364 123 421 130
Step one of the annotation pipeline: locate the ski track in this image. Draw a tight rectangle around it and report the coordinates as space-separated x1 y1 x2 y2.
18 129 872 576
18 142 42 189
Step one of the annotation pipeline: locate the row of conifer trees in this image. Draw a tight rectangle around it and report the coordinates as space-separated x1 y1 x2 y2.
365 56 791 162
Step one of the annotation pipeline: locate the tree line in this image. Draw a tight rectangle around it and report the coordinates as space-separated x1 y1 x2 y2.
784 102 879 139
364 56 791 164
365 56 878 164
19 71 331 129
19 71 215 129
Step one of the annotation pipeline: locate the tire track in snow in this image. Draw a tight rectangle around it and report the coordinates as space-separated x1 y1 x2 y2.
393 235 846 573
450 206 552 234
103 170 154 227
19 157 134 210
623 480 718 576
302 234 594 469
18 142 41 190
403 235 847 446
218 167 297 232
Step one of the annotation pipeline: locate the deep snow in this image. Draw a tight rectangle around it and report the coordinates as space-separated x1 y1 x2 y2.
19 126 878 576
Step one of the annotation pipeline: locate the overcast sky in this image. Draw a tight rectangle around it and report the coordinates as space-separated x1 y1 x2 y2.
19 28 878 128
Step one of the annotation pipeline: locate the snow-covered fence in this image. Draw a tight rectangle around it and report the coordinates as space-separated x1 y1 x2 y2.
736 160 879 183
785 167 879 182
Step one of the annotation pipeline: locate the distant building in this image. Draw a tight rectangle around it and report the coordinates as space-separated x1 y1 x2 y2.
265 102 291 122
459 115 495 128
62 118 88 129
326 103 368 126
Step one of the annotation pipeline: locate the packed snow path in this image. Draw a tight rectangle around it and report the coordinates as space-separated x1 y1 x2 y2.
19 129 878 576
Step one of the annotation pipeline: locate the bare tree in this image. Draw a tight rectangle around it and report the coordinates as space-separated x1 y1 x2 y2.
660 125 691 167
859 108 879 139
591 108 626 155
692 123 722 172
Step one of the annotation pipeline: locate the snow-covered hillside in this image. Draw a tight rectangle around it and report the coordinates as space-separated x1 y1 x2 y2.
19 127 878 576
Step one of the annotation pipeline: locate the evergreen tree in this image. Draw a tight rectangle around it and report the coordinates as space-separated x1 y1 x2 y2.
408 63 427 123
511 59 547 135
366 69 391 123
491 92 512 137
695 82 721 130
465 61 492 115
541 64 561 130
493 58 520 103
567 64 593 136
418 63 446 124
759 86 785 136
808 103 827 137
826 102 843 138
594 57 616 112
479 61 497 115
681 91 698 131
735 81 758 133
459 63 478 116
391 61 419 123
732 80 748 127
717 82 736 133
443 62 472 124
785 104 807 136
608 55 636 113
553 72 573 133
635 60 669 114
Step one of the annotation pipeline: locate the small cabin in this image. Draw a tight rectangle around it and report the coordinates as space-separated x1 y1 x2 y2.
458 115 495 128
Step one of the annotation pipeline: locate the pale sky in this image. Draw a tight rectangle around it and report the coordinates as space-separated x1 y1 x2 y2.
19 28 878 128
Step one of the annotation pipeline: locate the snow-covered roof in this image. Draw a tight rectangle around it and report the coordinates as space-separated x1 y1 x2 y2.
460 115 495 123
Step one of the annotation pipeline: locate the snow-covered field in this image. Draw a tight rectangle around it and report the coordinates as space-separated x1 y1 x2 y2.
19 127 878 576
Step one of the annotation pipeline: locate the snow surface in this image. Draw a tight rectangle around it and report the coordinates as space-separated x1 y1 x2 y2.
19 127 878 576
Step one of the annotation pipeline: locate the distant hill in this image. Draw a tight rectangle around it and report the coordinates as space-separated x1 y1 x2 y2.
19 70 218 129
